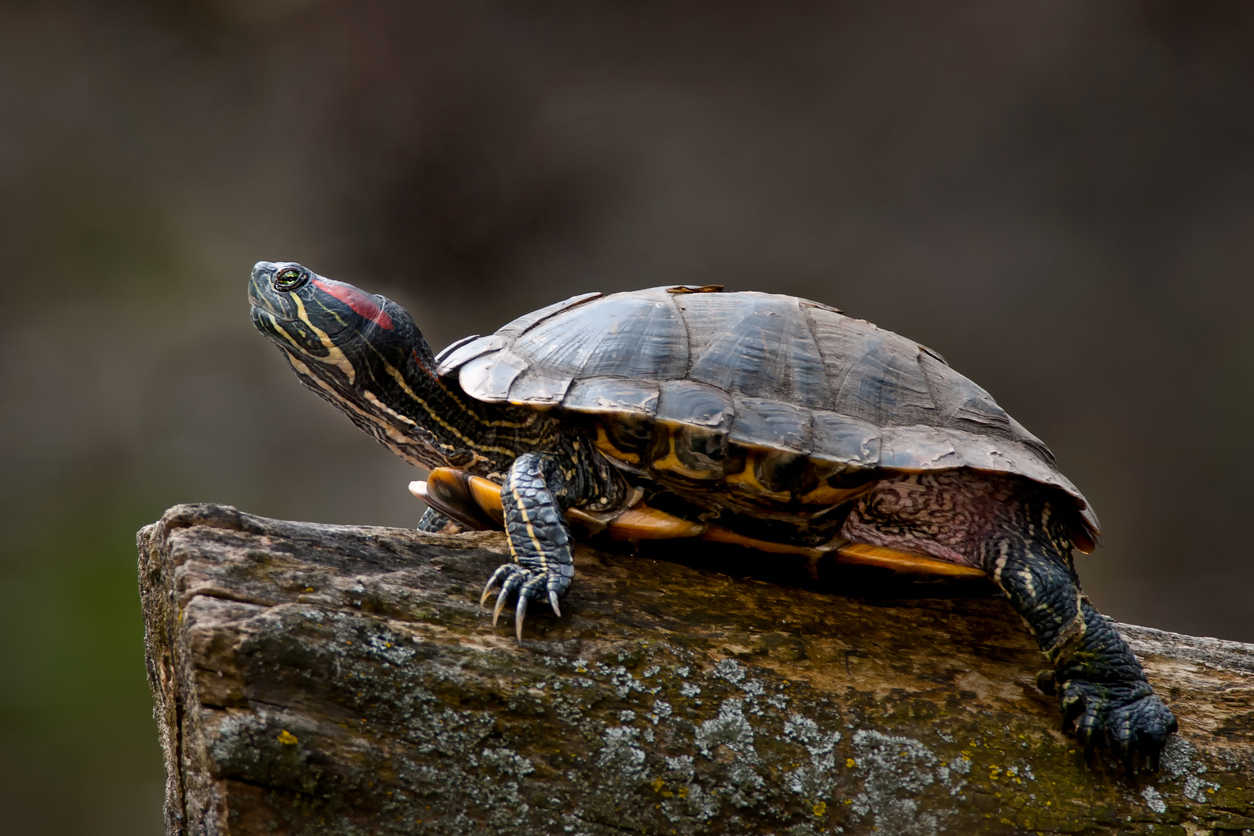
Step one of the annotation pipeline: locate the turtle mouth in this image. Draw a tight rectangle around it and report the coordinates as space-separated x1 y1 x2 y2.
246 294 269 318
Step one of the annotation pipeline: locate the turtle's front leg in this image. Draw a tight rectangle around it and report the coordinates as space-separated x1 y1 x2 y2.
481 452 576 640
991 538 1177 773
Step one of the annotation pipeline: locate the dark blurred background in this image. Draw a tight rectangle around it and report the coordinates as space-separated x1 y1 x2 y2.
2 1 1252 832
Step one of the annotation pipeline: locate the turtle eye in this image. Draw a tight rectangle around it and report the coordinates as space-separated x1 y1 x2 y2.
273 267 308 292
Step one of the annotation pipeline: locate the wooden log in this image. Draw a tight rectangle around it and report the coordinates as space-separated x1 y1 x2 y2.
138 503 1254 836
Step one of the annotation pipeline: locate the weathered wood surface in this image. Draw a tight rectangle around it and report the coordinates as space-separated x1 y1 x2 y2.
138 503 1254 836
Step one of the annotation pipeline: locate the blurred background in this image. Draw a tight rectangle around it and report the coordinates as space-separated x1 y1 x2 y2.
1 0 1252 832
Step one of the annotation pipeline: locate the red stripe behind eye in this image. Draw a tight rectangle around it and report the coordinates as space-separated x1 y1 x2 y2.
313 279 394 330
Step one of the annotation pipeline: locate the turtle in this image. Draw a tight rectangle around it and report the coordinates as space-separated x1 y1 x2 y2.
248 260 1177 771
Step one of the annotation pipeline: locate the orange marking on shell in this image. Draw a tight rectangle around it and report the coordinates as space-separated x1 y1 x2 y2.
425 468 503 529
833 542 986 577
599 507 707 540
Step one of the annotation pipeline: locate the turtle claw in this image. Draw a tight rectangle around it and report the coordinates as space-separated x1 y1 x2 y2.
515 575 550 640
491 586 510 627
515 595 529 642
492 570 525 626
549 589 562 617
480 565 510 606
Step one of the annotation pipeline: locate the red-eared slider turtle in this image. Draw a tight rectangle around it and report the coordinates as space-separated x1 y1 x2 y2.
248 261 1176 771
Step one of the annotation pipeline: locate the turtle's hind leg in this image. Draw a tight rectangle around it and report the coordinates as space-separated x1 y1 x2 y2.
991 530 1177 773
842 471 1177 773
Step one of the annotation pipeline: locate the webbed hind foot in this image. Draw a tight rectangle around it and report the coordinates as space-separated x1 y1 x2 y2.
1049 664 1177 775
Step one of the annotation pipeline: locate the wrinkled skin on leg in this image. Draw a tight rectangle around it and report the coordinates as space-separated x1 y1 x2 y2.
843 471 1176 773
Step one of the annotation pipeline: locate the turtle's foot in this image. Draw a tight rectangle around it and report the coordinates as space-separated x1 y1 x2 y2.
480 562 569 641
1053 674 1178 775
492 452 579 641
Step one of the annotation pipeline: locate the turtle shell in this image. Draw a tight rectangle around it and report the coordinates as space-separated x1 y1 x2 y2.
435 287 1100 551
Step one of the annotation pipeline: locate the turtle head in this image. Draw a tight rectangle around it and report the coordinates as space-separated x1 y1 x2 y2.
249 261 435 375
248 261 454 468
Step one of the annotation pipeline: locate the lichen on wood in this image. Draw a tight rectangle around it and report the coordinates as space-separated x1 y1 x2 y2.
139 503 1254 835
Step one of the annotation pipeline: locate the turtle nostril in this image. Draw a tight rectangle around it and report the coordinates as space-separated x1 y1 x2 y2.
251 261 277 281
